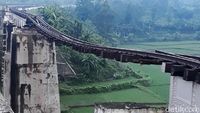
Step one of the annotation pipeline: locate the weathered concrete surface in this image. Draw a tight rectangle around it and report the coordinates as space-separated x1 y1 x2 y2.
94 103 166 113
0 93 14 113
56 49 76 78
3 8 26 28
162 62 200 113
169 76 200 113
2 23 13 107
0 9 13 113
9 27 60 113
0 9 4 89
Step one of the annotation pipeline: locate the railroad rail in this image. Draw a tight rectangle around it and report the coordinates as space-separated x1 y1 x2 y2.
8 8 200 83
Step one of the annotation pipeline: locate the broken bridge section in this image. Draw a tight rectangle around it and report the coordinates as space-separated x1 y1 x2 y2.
7 27 60 113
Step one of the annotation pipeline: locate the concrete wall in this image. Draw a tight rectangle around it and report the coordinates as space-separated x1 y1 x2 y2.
0 10 13 113
1 8 64 113
0 93 14 113
94 108 165 113
169 76 200 113
3 23 13 106
7 27 60 113
94 103 166 113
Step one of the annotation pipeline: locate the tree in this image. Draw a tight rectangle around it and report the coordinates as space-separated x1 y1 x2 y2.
73 20 83 38
93 0 115 37
40 6 133 83
124 4 133 25
75 0 94 21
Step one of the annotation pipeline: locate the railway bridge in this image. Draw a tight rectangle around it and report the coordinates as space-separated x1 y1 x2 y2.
1 7 200 113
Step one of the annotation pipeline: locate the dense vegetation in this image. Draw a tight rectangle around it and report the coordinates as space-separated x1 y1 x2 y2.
74 0 200 45
59 78 150 95
39 6 139 84
4 0 200 44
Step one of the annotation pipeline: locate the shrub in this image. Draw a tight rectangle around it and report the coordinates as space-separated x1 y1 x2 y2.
59 78 150 95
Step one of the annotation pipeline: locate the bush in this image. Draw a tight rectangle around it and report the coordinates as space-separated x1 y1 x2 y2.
61 110 70 113
59 78 150 95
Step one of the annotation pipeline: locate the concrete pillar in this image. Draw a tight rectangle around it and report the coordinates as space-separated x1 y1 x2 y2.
0 8 3 91
169 76 200 113
3 23 13 106
9 27 60 113
0 10 14 112
0 93 14 113
162 62 200 112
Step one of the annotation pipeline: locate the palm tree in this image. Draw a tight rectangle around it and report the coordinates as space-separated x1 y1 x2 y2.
81 55 102 80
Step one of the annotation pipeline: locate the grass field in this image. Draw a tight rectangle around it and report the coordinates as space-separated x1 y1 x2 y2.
60 41 200 113
70 107 94 113
127 64 170 101
120 41 200 55
61 88 165 106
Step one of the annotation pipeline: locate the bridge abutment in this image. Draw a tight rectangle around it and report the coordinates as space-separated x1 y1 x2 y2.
4 26 60 113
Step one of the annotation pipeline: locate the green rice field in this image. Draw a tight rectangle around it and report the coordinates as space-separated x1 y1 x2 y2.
61 41 200 113
120 41 200 55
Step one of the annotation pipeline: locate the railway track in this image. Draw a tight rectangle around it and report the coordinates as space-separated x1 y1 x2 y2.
8 8 200 83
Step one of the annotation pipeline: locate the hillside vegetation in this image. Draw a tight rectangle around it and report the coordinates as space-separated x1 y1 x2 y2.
74 0 200 45
4 0 200 44
39 6 142 84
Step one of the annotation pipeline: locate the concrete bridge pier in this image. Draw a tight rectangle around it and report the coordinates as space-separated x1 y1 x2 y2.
168 76 200 112
4 26 60 113
162 62 200 113
3 22 14 107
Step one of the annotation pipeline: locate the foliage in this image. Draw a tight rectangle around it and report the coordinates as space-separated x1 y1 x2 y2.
75 0 116 43
60 78 150 95
61 110 70 113
39 6 138 83
75 0 200 45
58 46 138 84
60 63 171 112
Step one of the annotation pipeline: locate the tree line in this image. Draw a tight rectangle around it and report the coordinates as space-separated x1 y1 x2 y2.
75 0 200 45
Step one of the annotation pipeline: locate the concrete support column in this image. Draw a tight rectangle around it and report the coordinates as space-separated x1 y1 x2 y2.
169 76 200 113
10 27 60 113
3 22 13 106
0 93 14 113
